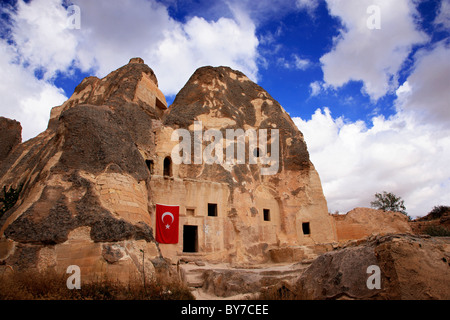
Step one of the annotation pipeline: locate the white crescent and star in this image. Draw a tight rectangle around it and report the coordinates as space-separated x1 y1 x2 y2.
161 212 174 229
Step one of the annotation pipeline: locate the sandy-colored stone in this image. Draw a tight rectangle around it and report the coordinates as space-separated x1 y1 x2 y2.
0 58 336 281
333 207 412 242
0 117 21 163
296 234 450 300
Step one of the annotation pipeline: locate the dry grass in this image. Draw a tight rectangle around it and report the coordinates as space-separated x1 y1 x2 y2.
257 283 299 300
0 269 194 300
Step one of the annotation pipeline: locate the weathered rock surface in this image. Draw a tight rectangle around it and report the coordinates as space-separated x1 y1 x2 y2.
1 59 446 300
295 234 450 300
154 65 336 263
0 57 335 283
178 261 307 298
0 58 167 283
333 208 412 242
0 117 21 164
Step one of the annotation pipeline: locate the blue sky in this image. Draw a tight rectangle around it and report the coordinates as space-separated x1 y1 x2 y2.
0 0 449 217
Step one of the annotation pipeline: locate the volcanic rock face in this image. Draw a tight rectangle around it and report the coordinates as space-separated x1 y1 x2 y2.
333 208 412 242
0 58 166 282
153 65 336 262
0 117 21 164
0 58 336 282
296 234 450 300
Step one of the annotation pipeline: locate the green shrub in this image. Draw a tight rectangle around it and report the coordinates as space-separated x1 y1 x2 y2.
424 225 450 237
427 206 450 220
370 191 407 215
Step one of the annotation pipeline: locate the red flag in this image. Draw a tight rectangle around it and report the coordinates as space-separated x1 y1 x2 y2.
155 204 179 244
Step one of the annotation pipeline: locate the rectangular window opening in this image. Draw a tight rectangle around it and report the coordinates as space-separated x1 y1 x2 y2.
263 209 271 221
302 222 310 235
186 208 195 216
208 203 217 217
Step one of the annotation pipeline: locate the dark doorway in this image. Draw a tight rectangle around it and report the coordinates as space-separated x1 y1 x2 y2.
263 209 271 221
163 156 172 176
183 225 198 253
302 222 310 235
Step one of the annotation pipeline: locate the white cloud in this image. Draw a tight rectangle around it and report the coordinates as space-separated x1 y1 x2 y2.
435 0 450 30
9 0 79 79
1 0 260 139
309 80 332 96
0 41 67 141
304 1 449 217
294 108 450 218
310 81 322 96
4 0 259 95
295 42 450 218
395 41 450 125
278 54 311 70
309 81 334 96
293 54 311 70
320 0 428 100
146 6 259 95
296 0 319 15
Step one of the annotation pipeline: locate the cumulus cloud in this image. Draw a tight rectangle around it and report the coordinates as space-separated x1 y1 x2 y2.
295 41 450 217
7 0 79 79
0 41 67 140
7 0 259 94
294 108 450 218
435 0 450 30
320 0 428 100
1 0 260 140
146 5 259 95
395 41 450 125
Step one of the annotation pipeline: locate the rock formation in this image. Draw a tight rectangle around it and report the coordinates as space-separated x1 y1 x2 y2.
0 117 21 164
296 234 450 300
0 58 336 283
154 65 336 262
333 207 412 242
0 58 167 282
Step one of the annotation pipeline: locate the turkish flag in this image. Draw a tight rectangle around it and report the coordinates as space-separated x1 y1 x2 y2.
155 204 179 244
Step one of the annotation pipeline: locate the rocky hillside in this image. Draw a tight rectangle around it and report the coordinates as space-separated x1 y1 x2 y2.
0 58 168 282
0 117 21 164
0 56 334 281
410 206 450 236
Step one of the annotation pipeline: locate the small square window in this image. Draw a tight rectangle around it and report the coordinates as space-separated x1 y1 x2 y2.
263 209 270 221
186 208 195 216
208 203 217 217
302 222 310 235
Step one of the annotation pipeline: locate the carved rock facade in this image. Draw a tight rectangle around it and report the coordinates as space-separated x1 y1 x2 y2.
0 58 336 282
